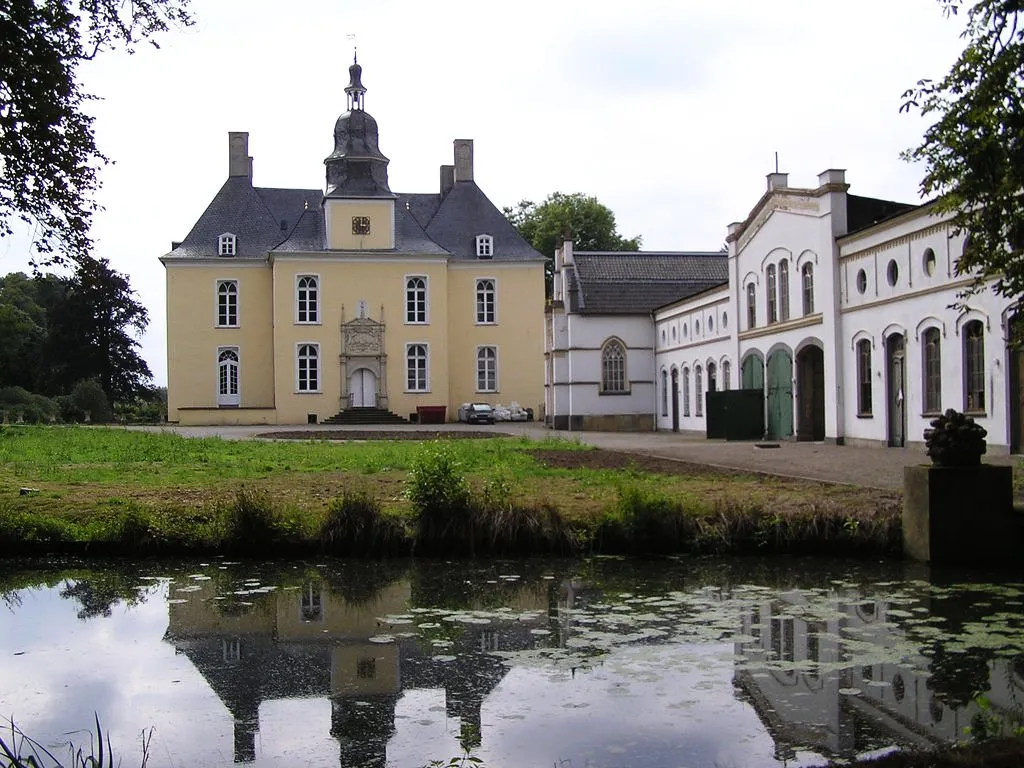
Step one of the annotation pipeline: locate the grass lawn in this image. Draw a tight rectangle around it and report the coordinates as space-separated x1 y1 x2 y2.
0 425 903 556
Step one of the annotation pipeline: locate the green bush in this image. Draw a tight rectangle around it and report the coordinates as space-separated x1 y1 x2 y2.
0 386 58 424
226 487 281 548
408 442 473 553
320 489 408 556
71 380 113 423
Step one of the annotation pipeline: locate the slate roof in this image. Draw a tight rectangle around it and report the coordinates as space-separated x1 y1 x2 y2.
163 177 542 262
846 194 918 234
567 252 728 315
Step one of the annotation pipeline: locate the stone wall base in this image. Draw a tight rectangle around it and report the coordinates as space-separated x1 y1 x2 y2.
550 414 654 432
903 464 1020 566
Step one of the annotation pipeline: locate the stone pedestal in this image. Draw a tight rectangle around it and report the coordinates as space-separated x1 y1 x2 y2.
902 464 1019 566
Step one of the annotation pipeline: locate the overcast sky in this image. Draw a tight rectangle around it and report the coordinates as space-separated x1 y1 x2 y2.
0 0 968 386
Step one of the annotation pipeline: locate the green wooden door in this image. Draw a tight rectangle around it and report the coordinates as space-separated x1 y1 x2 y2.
766 349 793 440
741 355 764 390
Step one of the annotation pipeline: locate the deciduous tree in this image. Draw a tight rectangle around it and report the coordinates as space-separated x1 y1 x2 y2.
503 192 642 294
0 0 192 264
901 1 1024 322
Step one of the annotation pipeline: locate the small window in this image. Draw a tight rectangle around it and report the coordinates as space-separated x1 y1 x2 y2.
352 216 371 235
406 276 427 323
218 233 236 257
660 329 666 344
661 369 668 416
682 367 691 416
216 280 238 327
300 583 323 622
406 344 428 391
695 320 701 335
707 361 717 393
886 259 899 287
722 360 731 391
223 638 241 663
695 365 703 416
683 323 688 338
922 327 941 414
801 263 814 315
722 311 728 329
357 657 377 679
672 326 677 341
476 234 494 259
746 283 757 329
477 346 497 392
708 316 714 333
476 279 496 323
779 259 790 322
766 264 778 324
923 248 936 277
601 339 626 393
857 339 872 415
297 275 319 324
297 343 320 392
963 320 985 412
856 269 868 295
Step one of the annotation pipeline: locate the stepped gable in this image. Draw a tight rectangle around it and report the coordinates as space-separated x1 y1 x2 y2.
568 251 728 314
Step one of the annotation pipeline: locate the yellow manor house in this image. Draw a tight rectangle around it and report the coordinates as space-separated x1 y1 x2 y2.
162 58 546 426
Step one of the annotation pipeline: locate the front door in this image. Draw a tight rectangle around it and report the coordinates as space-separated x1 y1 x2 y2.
766 349 794 440
887 334 906 447
217 349 240 406
741 354 764 390
796 345 825 441
349 368 377 408
671 368 680 432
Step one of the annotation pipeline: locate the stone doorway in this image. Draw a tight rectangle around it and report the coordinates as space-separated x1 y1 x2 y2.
340 309 388 411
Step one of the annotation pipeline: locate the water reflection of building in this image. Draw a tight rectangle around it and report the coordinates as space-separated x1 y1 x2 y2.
164 575 555 765
733 590 1024 762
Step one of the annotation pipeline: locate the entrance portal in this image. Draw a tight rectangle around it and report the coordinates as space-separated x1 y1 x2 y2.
886 334 906 447
349 368 378 408
766 348 794 440
796 345 825 441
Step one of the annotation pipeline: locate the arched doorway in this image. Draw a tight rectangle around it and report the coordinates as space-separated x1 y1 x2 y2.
670 367 680 432
741 353 764 390
886 334 907 447
349 368 377 408
766 348 793 440
795 345 825 441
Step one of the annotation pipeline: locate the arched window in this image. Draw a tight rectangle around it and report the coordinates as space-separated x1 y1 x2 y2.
747 283 756 329
695 364 704 417
217 348 239 406
707 361 717 393
801 263 814 315
722 360 731 391
857 339 872 415
779 260 790 322
297 344 319 392
682 367 691 416
661 369 668 416
601 340 627 393
476 279 495 323
406 277 427 323
406 343 428 391
217 280 238 327
297 276 318 323
922 327 941 414
477 346 497 392
766 264 778 324
963 320 985 412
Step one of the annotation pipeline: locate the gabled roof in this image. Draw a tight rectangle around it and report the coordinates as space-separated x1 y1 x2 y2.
846 194 919 234
568 251 728 314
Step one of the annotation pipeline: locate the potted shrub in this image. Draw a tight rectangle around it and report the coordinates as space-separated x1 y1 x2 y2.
923 408 987 467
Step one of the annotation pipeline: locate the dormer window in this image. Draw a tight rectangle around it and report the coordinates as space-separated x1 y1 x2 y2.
476 234 493 259
218 233 237 257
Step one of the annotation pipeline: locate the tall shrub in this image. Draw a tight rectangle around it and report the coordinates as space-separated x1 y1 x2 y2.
407 442 473 553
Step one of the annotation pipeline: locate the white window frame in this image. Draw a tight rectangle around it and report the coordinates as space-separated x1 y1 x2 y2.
296 274 320 325
405 275 429 324
475 278 496 324
405 342 429 392
600 338 627 394
476 345 498 392
296 342 321 393
216 346 240 406
216 279 239 328
218 233 237 257
476 234 494 259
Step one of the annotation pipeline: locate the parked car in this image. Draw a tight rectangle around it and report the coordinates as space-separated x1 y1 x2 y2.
463 403 495 425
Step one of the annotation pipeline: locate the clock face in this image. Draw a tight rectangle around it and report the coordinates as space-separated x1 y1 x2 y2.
352 216 371 235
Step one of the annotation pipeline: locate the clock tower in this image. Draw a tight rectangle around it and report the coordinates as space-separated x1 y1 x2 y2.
323 54 396 250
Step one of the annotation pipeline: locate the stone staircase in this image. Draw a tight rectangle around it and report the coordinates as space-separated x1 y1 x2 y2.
321 407 409 425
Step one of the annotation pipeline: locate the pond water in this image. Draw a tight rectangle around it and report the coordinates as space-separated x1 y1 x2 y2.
2 556 1023 768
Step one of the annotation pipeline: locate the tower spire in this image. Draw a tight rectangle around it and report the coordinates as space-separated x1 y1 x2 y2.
345 50 365 112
